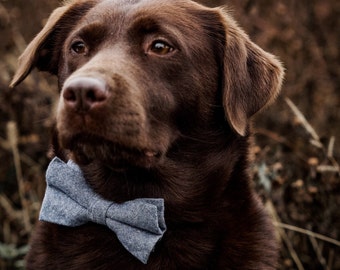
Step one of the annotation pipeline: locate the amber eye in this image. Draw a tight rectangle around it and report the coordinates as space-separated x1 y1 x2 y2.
71 41 87 54
149 40 174 55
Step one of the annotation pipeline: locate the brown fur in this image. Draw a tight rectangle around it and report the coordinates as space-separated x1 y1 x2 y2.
11 0 284 269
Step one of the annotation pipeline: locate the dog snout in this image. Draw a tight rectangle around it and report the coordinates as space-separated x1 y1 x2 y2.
62 77 109 112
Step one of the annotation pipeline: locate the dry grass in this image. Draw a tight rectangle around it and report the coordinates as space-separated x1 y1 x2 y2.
0 0 339 269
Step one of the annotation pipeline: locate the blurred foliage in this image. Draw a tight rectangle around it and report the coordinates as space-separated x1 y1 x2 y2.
0 0 339 269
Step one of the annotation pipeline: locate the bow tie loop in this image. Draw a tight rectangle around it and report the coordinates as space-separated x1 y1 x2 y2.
40 157 166 264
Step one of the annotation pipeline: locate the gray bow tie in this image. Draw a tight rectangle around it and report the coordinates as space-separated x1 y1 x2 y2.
39 157 166 264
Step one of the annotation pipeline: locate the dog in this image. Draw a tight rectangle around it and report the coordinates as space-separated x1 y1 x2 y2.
11 0 284 269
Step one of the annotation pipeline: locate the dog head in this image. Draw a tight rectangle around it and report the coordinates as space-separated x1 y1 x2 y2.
11 0 284 168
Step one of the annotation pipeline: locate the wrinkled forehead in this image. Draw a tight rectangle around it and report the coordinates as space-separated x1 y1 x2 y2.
74 0 211 41
91 0 197 14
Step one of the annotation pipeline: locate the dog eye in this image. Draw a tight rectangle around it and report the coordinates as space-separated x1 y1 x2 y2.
149 40 174 55
71 41 87 54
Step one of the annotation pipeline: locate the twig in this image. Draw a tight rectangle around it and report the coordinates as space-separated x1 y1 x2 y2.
6 121 32 233
266 201 305 270
0 136 10 150
0 135 43 170
285 98 321 145
253 128 288 145
309 235 329 270
325 136 340 175
273 222 340 247
0 194 20 221
317 165 339 174
254 127 309 163
328 250 335 270
285 98 340 176
11 25 27 53
327 136 335 158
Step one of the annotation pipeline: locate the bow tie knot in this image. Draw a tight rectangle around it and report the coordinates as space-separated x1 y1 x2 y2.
39 157 166 264
88 198 111 225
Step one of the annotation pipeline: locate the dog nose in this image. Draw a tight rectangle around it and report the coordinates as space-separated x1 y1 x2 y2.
62 77 108 112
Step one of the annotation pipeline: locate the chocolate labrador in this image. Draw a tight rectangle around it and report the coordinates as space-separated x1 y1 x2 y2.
11 0 284 269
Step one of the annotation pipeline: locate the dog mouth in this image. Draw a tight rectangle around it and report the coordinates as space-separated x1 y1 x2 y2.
63 133 162 169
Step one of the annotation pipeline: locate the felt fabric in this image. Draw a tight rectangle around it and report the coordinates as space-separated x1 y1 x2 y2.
39 157 166 264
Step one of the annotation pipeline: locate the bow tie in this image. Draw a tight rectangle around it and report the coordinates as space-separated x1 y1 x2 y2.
39 157 166 264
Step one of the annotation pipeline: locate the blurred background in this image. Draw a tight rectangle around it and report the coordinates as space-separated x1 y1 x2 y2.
0 0 339 269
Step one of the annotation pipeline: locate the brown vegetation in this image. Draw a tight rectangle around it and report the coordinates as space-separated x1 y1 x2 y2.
0 0 339 269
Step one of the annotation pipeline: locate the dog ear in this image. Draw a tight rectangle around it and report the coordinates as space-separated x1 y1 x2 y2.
218 10 284 136
10 1 96 88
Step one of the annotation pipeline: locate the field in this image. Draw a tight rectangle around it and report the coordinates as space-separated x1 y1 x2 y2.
0 0 339 269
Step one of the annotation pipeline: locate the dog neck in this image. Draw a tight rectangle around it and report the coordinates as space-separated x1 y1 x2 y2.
68 132 251 225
